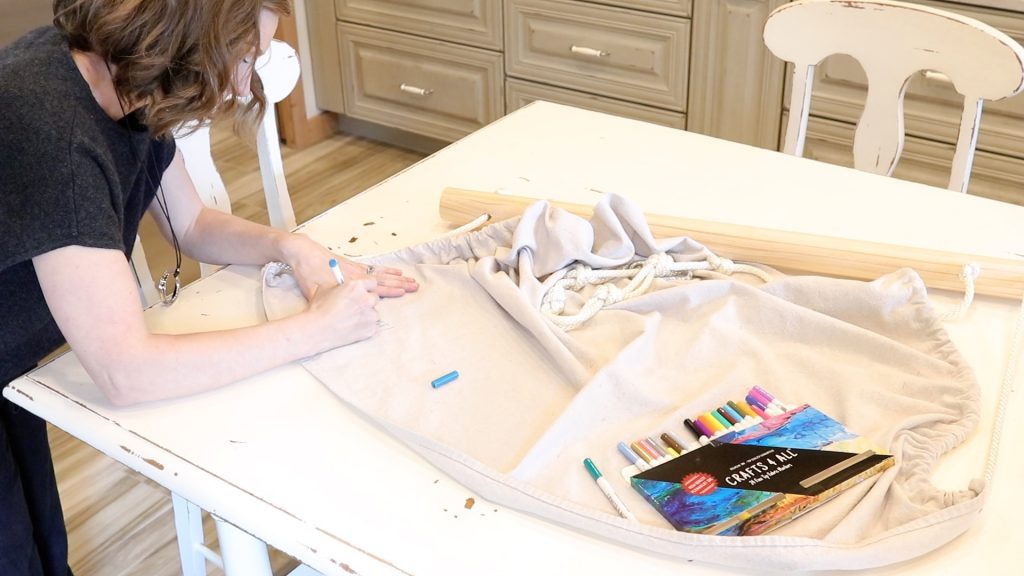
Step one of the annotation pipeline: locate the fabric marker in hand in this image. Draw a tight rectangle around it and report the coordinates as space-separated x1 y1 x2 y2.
329 259 394 331
329 258 345 284
583 458 636 521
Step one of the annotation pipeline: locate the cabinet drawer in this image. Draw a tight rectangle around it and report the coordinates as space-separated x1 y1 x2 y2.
791 0 1024 159
791 113 1024 206
506 0 690 111
335 0 502 50
506 78 686 129
586 0 692 18
338 23 504 142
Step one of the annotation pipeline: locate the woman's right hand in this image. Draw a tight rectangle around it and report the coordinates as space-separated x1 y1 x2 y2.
305 277 381 349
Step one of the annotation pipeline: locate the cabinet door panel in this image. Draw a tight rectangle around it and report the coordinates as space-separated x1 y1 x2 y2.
308 0 346 113
689 0 785 150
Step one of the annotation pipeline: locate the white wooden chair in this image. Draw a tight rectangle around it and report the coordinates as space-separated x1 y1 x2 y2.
763 0 1024 193
132 38 301 305
129 40 320 576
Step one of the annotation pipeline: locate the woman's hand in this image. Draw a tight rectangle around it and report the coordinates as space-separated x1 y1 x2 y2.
277 233 419 299
304 278 382 348
333 253 419 298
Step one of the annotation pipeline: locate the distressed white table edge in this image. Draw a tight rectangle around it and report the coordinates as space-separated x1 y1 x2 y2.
6 102 1024 575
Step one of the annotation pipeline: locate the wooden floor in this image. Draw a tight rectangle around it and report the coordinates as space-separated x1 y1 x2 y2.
50 124 424 576
138 123 426 287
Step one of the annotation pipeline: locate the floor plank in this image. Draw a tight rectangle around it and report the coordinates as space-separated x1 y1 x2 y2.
52 124 424 576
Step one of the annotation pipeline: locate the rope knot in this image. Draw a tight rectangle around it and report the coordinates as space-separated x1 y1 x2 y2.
594 283 623 305
564 263 590 290
707 253 736 275
960 263 980 281
647 252 675 276
543 285 567 314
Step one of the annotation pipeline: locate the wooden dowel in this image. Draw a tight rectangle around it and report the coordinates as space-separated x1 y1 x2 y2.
439 187 1024 299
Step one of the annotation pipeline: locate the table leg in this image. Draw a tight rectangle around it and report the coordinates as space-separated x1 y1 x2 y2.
172 493 208 576
214 515 274 576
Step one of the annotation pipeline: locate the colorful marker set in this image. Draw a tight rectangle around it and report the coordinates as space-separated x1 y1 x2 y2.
588 387 796 520
683 386 791 445
616 429 698 473
611 387 793 477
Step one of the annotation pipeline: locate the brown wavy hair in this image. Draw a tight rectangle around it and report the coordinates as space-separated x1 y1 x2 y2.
53 0 292 138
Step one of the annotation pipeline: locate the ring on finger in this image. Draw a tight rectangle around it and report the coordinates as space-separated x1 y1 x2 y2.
366 264 376 275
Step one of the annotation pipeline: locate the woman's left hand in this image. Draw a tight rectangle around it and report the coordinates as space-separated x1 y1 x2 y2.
279 233 419 300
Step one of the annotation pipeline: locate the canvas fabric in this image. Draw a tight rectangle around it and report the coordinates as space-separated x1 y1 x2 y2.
262 195 982 570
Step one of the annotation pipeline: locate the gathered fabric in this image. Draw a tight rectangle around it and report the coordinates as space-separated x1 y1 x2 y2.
263 195 981 570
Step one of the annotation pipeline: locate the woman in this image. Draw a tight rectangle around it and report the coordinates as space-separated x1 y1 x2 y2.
0 1 418 573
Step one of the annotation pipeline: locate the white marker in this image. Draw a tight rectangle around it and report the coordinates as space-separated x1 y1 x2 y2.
329 258 345 285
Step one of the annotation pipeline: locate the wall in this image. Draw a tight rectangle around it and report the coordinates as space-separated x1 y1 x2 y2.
0 0 52 47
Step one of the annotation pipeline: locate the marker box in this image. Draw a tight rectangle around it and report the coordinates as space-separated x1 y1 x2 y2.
630 404 893 536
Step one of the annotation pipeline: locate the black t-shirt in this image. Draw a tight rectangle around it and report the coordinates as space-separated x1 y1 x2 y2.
0 27 176 385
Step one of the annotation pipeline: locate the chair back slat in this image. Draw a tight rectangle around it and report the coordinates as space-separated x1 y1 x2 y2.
764 0 1024 192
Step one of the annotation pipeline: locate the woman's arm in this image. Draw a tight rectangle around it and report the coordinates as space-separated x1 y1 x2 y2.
149 150 418 298
32 244 380 406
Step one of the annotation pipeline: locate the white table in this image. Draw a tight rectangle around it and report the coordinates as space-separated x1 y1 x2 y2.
6 102 1023 575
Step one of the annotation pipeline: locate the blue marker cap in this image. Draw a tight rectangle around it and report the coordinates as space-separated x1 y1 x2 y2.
583 458 602 480
722 403 745 423
716 407 738 425
430 370 459 389
617 442 641 466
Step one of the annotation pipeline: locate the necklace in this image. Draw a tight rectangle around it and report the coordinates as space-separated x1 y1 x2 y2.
105 61 181 305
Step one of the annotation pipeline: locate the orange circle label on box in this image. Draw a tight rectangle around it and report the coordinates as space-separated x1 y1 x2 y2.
682 472 718 496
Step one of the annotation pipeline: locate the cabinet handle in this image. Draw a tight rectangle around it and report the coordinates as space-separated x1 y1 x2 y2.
570 45 609 58
921 70 952 85
399 83 433 96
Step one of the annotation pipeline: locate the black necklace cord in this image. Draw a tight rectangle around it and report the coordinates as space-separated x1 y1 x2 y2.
105 60 181 305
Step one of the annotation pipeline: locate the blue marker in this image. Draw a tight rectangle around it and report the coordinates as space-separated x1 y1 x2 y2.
720 404 742 423
617 441 650 472
431 370 459 389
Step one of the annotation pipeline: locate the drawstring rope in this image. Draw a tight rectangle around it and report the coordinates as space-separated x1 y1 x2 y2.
936 262 1020 484
983 290 1024 483
939 263 979 321
540 252 771 330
